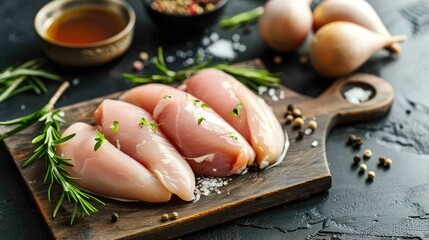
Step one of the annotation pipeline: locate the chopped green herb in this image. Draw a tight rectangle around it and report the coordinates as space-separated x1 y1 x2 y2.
230 103 243 118
230 133 238 141
149 122 161 133
110 120 119 133
94 130 106 151
201 103 210 108
163 95 172 99
139 117 149 128
193 99 201 106
139 117 161 133
197 117 206 125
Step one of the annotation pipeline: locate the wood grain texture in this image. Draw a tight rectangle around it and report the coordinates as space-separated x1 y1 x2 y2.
0 59 394 240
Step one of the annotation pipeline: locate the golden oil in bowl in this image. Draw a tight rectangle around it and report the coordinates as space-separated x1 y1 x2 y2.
46 7 126 46
35 0 135 67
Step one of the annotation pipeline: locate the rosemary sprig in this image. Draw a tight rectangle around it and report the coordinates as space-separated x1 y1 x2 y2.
124 47 281 91
219 6 264 30
0 82 104 224
0 59 61 103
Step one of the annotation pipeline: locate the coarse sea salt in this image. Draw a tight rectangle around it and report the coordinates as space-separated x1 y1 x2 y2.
183 58 195 66
344 87 372 104
232 34 240 42
202 37 210 46
72 78 80 86
258 86 268 96
166 56 175 63
304 128 313 135
207 39 236 60
312 140 319 147
238 45 247 52
233 42 241 50
176 50 187 58
194 176 231 199
210 32 220 42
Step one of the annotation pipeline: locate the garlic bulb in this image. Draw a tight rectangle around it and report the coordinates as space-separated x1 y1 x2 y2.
258 0 312 52
313 0 403 55
309 22 406 77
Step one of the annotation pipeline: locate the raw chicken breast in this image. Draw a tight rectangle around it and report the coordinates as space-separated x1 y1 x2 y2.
119 84 186 114
56 122 171 202
120 84 256 177
182 69 288 169
94 99 195 201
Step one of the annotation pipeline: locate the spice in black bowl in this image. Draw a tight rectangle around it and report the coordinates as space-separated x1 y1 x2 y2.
143 0 229 30
151 0 222 15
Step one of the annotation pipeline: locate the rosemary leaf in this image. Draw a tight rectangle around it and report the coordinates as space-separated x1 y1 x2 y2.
0 82 103 224
219 6 264 30
0 59 61 103
124 47 281 91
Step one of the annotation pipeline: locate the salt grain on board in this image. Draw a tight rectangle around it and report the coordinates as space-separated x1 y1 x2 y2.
304 128 313 135
194 176 231 200
258 86 268 96
312 140 319 147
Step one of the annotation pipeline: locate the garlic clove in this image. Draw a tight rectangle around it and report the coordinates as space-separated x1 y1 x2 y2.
313 0 404 55
309 22 406 77
258 0 312 52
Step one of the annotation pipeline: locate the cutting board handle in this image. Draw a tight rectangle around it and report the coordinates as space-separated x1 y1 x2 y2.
314 73 394 124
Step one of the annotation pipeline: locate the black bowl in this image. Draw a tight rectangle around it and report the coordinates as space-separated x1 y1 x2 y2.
143 0 229 30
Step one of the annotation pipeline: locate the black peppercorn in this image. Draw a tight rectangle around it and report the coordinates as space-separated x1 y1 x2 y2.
296 130 305 140
353 155 361 163
347 134 357 144
111 213 119 223
353 138 364 148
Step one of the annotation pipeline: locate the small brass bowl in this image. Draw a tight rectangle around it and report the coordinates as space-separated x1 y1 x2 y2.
34 0 135 67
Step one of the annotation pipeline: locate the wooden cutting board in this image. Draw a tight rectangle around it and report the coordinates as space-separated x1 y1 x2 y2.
0 59 394 239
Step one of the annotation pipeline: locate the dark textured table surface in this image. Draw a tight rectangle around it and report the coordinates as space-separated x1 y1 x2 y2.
1 0 429 239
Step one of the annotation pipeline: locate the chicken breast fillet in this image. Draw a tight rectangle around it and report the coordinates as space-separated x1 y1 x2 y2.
182 69 288 169
56 122 171 202
94 99 195 201
120 84 256 177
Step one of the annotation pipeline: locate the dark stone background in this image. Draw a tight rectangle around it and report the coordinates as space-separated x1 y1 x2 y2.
1 0 428 239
